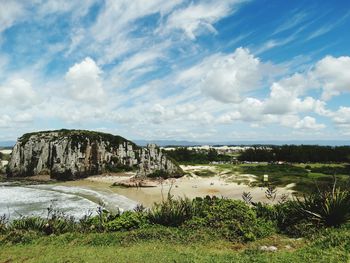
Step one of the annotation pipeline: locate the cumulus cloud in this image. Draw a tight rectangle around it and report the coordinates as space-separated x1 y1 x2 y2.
293 116 325 130
263 82 321 115
313 56 350 100
65 57 106 104
178 48 265 103
201 48 263 103
0 78 38 109
1 0 350 141
323 106 350 135
272 55 350 101
331 107 350 126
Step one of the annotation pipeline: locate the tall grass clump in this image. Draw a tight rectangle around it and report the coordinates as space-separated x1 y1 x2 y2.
0 214 8 233
148 194 194 227
295 180 350 227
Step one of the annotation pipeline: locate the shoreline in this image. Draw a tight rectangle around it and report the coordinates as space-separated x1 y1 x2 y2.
1 166 295 208
59 174 295 207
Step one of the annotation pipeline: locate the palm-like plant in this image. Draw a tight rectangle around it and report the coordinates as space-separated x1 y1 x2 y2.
295 178 350 227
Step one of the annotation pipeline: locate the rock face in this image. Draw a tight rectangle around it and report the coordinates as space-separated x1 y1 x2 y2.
7 130 183 180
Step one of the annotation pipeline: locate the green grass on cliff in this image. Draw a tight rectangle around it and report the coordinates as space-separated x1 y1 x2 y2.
18 129 138 149
1 226 350 263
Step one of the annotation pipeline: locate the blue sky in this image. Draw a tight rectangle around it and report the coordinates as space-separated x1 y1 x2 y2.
0 0 350 142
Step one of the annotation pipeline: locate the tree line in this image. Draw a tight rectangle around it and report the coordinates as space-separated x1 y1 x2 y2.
238 145 350 163
166 147 231 164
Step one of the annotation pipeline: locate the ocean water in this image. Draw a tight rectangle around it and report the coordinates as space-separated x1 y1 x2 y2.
0 183 138 219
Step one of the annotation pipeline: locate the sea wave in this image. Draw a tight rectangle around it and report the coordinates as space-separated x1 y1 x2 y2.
0 184 138 219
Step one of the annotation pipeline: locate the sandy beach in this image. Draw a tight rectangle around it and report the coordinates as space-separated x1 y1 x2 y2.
58 165 295 207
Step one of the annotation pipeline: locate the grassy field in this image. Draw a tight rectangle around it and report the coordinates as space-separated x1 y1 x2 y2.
211 163 350 193
1 227 350 263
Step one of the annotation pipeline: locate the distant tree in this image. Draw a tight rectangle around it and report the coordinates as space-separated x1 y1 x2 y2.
238 145 350 163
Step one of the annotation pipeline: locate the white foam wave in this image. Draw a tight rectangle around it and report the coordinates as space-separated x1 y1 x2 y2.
0 184 138 219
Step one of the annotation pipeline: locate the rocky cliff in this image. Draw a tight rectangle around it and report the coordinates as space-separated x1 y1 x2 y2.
7 130 183 180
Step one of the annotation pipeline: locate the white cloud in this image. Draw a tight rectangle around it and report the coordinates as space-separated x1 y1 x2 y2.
272 55 350 101
294 116 325 130
84 0 183 64
0 112 33 128
202 48 262 103
161 1 245 40
0 115 11 128
313 55 350 100
0 0 24 34
331 107 350 126
36 0 95 17
108 45 168 88
13 112 33 123
273 11 308 35
65 57 106 104
0 78 38 109
263 82 320 115
255 35 297 54
179 48 264 103
306 11 350 41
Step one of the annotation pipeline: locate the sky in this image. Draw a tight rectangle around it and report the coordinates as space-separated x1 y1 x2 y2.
0 0 350 142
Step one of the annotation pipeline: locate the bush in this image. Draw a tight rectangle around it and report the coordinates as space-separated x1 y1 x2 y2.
254 201 316 237
0 214 8 233
106 211 149 231
310 165 350 175
0 230 40 245
294 183 350 227
148 170 171 179
105 163 134 173
148 194 194 227
8 216 79 235
188 196 275 241
9 217 47 232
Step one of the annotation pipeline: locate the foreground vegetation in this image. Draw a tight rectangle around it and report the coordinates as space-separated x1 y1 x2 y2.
1 181 350 262
1 226 350 262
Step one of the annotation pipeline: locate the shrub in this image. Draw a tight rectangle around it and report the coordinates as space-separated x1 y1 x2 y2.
253 200 316 236
0 214 8 233
105 163 134 173
8 216 79 235
0 230 40 245
106 211 149 232
148 194 194 227
310 165 350 175
188 196 275 241
147 169 171 179
294 183 350 227
9 217 47 232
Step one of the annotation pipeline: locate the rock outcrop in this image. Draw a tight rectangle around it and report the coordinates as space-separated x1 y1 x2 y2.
7 130 183 180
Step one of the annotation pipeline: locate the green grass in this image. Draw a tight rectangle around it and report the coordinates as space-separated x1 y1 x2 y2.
294 163 347 168
210 163 350 193
1 227 350 262
194 169 216 177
